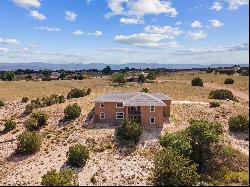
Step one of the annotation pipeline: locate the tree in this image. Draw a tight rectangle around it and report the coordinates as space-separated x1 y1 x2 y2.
191 77 203 87
102 66 112 75
111 72 127 84
64 104 81 120
67 144 89 167
42 69 52 77
2 71 15 81
153 147 200 186
147 71 157 80
138 74 146 83
60 71 67 80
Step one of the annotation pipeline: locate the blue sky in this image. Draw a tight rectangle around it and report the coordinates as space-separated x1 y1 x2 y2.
0 0 249 64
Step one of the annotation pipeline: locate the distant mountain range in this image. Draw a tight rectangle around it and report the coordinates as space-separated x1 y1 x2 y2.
0 62 249 71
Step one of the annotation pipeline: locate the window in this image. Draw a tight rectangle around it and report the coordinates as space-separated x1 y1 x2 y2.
116 112 124 119
100 112 105 119
100 102 104 108
150 106 155 112
150 117 155 124
116 102 124 108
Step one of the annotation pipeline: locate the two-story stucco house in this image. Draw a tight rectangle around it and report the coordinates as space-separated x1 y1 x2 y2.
94 92 171 128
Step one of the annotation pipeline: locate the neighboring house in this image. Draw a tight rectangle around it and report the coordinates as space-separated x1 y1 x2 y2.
94 92 171 128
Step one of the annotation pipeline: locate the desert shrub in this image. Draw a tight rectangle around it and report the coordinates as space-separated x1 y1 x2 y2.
64 104 81 120
16 131 42 155
208 89 236 101
25 75 33 81
21 97 29 103
159 131 192 157
224 78 234 84
141 87 149 93
31 112 48 127
41 169 78 186
24 103 36 114
67 88 86 99
209 101 220 108
25 117 39 131
191 77 203 87
138 74 146 83
153 147 200 186
58 95 66 103
0 100 4 107
116 118 142 143
4 119 16 132
2 71 15 81
147 71 157 80
224 171 248 185
86 88 91 95
42 76 51 81
111 72 127 84
187 119 223 170
67 144 89 167
228 115 249 132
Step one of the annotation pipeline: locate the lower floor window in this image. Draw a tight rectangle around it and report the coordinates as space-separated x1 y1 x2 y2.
150 117 155 124
100 112 105 119
116 112 124 119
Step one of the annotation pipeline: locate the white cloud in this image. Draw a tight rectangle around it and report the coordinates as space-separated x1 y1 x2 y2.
211 2 223 11
73 30 102 36
209 20 224 27
175 21 182 25
65 11 77 21
29 44 39 48
0 48 9 53
226 0 249 10
12 0 41 9
73 30 84 36
187 31 207 40
86 0 93 4
99 48 144 53
0 38 20 45
120 17 144 24
144 25 183 38
29 10 46 20
35 27 61 32
191 20 202 28
135 41 179 49
106 0 178 20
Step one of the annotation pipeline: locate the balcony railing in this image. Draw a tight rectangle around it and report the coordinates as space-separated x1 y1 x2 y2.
128 111 141 115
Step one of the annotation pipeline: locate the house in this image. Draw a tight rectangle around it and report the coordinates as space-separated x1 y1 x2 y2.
94 92 171 128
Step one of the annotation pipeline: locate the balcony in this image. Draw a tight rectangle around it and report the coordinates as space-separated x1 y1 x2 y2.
128 110 141 115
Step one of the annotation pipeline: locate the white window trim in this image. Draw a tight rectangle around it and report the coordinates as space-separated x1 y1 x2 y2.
150 106 155 112
150 117 155 124
116 102 124 108
100 102 104 108
116 112 124 119
100 112 105 119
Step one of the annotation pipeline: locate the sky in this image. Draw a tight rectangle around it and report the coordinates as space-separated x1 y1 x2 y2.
0 0 249 65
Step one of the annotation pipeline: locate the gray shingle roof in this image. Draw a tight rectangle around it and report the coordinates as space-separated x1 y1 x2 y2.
95 92 171 106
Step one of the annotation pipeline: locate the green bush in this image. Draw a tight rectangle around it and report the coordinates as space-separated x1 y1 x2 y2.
224 171 249 185
41 169 78 186
116 118 142 143
228 115 249 132
138 74 146 83
208 89 236 101
191 77 203 87
0 100 5 107
224 78 235 84
21 97 29 103
67 88 87 99
16 131 42 155
58 95 66 103
4 120 16 132
140 87 149 93
153 147 200 186
2 71 15 81
24 103 36 114
147 71 157 80
64 104 81 120
159 131 192 157
111 72 127 84
31 112 48 127
67 144 89 167
25 117 39 131
209 101 220 108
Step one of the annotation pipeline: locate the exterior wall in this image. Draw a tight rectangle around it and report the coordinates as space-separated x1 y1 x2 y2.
95 102 126 123
162 100 171 117
140 106 164 128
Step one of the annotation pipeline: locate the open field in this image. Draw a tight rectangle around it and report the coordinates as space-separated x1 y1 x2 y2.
0 71 249 185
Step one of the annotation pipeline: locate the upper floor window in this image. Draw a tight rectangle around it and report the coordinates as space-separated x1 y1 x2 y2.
150 106 155 112
116 102 124 108
100 102 104 108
